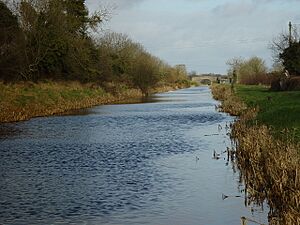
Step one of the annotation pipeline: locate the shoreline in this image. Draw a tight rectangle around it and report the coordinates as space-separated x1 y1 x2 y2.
0 81 184 124
211 84 300 224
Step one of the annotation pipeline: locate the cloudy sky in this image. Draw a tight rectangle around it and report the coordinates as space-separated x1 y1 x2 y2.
86 0 300 74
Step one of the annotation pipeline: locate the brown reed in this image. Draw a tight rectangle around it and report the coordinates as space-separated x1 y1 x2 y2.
211 84 300 225
0 81 143 123
0 81 182 123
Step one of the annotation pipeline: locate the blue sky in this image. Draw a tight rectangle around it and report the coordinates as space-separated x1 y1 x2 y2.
86 0 300 74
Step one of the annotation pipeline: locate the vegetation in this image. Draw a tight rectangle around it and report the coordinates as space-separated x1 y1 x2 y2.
225 24 300 88
271 26 300 77
235 85 300 141
215 22 300 225
0 0 190 90
268 25 300 91
211 84 300 225
226 56 272 85
0 81 141 122
0 0 192 122
280 42 300 76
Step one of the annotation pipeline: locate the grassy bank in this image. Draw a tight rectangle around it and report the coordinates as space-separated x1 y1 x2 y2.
235 85 300 141
0 81 183 123
211 84 300 225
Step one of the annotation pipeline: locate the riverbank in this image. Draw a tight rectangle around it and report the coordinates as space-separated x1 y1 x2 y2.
0 81 184 123
211 84 300 225
235 85 300 141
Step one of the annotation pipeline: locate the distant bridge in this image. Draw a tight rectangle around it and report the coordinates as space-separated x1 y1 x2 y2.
191 75 219 85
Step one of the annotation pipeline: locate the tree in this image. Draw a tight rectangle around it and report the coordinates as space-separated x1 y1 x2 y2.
0 1 25 81
280 42 300 76
270 24 300 75
226 57 244 77
0 0 190 90
62 0 88 35
226 57 268 85
11 0 106 81
132 52 160 96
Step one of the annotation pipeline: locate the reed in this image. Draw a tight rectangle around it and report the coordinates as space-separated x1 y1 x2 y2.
0 81 143 123
211 84 247 116
0 81 185 123
211 84 300 225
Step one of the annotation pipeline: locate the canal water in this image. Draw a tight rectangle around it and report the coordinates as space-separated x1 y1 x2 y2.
0 87 268 225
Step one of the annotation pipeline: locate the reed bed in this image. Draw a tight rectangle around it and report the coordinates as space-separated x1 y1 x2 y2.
211 84 300 225
0 81 143 123
0 81 183 123
211 85 247 116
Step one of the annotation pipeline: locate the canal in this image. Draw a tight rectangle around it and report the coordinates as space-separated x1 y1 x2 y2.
0 87 267 225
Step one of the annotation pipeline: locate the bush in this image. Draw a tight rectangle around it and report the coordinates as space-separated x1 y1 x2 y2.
227 56 269 85
270 76 300 91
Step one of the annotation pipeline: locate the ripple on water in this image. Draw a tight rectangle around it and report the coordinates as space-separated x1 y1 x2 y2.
0 87 267 225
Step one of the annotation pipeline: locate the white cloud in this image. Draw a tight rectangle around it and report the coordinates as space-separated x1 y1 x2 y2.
86 0 145 11
86 0 300 74
212 2 256 17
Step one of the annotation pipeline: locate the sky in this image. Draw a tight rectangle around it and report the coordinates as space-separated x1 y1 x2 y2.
86 0 300 74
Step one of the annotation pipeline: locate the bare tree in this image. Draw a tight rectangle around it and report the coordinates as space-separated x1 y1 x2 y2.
269 24 300 64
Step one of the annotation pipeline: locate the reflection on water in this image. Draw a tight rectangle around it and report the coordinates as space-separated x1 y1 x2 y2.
0 87 268 225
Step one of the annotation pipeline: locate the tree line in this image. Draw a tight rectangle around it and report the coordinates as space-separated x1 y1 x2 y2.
226 24 300 88
0 0 189 95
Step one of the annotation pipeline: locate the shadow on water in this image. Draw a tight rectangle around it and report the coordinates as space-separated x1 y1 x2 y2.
0 124 22 139
0 92 175 137
58 92 183 117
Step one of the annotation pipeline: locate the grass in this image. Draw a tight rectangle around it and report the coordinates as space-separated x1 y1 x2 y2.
0 81 142 123
235 85 300 141
211 84 300 224
0 80 183 123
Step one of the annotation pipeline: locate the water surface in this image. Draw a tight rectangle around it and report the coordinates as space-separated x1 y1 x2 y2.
0 87 268 225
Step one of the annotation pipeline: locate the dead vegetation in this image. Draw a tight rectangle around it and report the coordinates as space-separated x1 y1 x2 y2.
0 81 182 123
211 84 300 225
211 84 247 116
0 81 142 123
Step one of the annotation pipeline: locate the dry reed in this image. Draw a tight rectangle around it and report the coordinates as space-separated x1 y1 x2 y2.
0 81 142 123
211 84 300 225
0 81 181 123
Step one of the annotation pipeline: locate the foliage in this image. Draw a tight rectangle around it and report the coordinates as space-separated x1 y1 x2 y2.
131 52 160 96
271 26 300 76
0 1 25 82
226 56 270 85
0 0 190 95
280 42 300 76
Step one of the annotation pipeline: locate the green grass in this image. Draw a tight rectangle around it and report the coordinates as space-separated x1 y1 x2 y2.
236 85 300 141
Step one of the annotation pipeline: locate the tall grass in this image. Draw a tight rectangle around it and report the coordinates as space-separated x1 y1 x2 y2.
0 81 185 123
211 84 300 225
0 81 142 123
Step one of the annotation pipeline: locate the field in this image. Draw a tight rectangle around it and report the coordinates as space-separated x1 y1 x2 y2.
236 85 300 141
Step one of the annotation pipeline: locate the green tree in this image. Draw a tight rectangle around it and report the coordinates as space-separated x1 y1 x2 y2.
280 42 300 76
62 0 88 35
96 32 146 84
132 52 160 96
14 0 104 81
0 1 25 81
